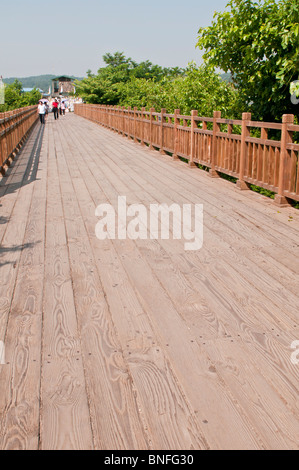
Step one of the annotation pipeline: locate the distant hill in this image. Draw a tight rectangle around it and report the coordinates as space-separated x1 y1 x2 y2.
3 74 83 92
3 72 231 91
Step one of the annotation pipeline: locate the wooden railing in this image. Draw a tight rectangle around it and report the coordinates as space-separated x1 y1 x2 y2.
0 106 38 175
74 104 299 205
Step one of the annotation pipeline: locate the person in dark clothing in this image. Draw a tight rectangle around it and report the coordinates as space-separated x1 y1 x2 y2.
52 99 59 120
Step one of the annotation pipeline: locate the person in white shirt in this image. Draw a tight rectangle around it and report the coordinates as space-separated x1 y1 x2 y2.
38 101 46 124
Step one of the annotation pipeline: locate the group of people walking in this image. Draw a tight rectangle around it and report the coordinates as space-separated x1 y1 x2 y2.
52 98 67 120
38 98 68 124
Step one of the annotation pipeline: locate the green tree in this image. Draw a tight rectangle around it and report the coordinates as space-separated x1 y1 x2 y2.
75 52 184 105
0 79 41 112
118 63 238 116
102 51 133 68
76 53 136 105
164 63 238 116
75 52 237 117
25 88 43 106
117 77 163 109
130 61 183 81
196 0 299 121
2 80 23 110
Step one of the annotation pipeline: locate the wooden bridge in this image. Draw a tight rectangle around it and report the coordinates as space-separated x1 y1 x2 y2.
0 108 298 450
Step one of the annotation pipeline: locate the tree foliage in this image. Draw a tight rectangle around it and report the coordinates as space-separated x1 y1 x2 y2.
196 0 299 121
75 52 185 106
0 80 41 112
75 52 237 117
119 63 238 116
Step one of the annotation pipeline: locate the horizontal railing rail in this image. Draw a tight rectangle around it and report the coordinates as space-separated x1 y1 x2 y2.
0 105 38 174
74 104 299 206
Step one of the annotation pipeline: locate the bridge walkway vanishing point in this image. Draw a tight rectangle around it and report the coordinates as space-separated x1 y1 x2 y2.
0 112 298 450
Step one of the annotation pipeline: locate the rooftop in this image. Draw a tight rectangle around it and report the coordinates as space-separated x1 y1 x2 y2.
52 76 74 82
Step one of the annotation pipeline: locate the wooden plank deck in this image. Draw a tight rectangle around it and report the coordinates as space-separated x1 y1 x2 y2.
0 112 298 450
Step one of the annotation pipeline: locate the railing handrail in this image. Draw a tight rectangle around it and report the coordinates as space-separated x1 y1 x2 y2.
74 103 299 206
0 105 39 173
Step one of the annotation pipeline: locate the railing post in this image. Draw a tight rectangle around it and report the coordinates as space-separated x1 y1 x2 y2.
114 105 117 130
99 105 102 125
107 106 110 129
122 106 126 137
274 114 294 206
111 106 115 130
4 113 8 166
108 106 111 128
209 111 221 178
141 107 146 146
149 108 155 150
127 106 132 139
117 106 121 134
110 106 113 128
160 108 166 154
114 105 117 131
189 110 198 168
172 109 180 161
133 107 137 142
110 106 113 129
236 112 251 189
0 113 7 175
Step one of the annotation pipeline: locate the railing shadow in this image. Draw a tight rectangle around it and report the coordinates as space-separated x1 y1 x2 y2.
0 203 9 225
0 241 39 267
0 122 44 199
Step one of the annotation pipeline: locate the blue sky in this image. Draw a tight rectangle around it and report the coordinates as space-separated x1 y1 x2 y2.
1 0 230 78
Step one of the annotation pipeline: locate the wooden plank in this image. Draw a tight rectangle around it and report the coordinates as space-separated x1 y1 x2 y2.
64 116 269 450
78 119 299 432
78 119 299 448
92 124 299 301
101 129 299 321
75 117 299 280
96 131 299 342
53 123 151 450
99 120 299 244
119 135 299 263
40 120 93 450
2 112 297 450
0 124 41 243
57 117 208 450
0 165 35 343
0 124 47 450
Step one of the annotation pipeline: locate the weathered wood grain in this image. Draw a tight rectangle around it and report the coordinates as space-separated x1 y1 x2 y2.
57 121 208 450
53 124 150 450
40 122 93 450
70 116 299 449
66 120 265 449
1 113 298 450
0 123 46 450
